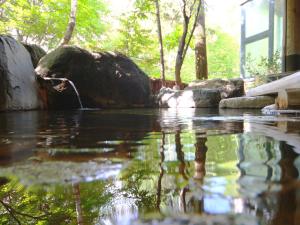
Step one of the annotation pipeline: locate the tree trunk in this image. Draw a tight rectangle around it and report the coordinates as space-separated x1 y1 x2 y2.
175 12 189 88
155 0 166 86
73 183 84 225
195 2 208 80
174 0 201 89
175 130 188 179
156 132 165 211
194 136 207 181
60 0 77 46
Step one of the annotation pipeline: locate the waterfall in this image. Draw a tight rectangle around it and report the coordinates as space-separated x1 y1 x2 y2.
42 77 83 109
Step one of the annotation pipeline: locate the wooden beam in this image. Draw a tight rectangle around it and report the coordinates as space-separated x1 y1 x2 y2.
247 71 300 97
276 90 289 109
287 89 300 106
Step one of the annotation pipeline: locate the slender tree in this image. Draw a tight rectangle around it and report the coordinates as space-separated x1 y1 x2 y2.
195 1 208 80
156 131 165 211
174 0 201 89
154 0 166 86
60 0 78 46
73 183 84 225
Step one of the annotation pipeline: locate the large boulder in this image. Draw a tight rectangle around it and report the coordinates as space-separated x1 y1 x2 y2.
23 43 46 68
157 87 221 108
186 78 244 99
35 46 152 109
0 36 40 111
219 96 275 109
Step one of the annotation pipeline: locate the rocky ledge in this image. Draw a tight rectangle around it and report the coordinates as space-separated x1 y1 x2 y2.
219 96 275 109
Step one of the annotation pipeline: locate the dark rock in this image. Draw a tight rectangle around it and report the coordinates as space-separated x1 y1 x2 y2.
23 43 46 68
157 87 221 108
219 96 275 109
36 46 152 109
0 35 40 111
186 78 245 99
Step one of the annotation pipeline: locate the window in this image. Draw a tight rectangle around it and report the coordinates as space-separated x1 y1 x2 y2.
241 0 286 78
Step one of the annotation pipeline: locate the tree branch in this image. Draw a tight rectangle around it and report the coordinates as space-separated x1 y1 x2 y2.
182 0 201 60
0 200 21 225
181 0 188 21
189 0 197 18
0 199 49 221
60 0 78 46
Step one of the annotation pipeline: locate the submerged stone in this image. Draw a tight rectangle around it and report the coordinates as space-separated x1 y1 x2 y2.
36 46 152 109
0 35 40 111
0 161 122 185
219 96 275 109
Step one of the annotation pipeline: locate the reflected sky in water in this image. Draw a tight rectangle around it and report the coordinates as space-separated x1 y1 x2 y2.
0 108 299 225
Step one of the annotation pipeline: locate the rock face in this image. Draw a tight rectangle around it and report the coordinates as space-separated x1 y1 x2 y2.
0 36 40 111
158 87 221 108
23 43 46 68
36 46 152 109
219 96 275 109
186 78 244 99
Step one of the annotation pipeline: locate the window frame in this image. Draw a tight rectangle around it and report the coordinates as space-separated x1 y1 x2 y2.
240 0 286 78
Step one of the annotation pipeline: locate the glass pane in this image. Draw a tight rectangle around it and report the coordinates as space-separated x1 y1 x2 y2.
244 0 270 37
244 38 269 77
274 0 285 70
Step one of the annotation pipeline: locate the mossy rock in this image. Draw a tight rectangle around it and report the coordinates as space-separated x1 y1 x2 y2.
36 46 152 109
23 43 46 68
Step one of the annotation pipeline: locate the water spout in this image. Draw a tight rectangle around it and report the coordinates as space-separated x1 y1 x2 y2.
67 80 83 109
42 77 83 109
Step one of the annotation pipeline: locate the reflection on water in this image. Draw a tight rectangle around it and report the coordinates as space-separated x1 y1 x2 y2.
0 109 299 224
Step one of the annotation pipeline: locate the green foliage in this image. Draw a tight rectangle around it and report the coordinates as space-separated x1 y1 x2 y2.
0 178 112 225
206 28 240 79
0 179 75 224
107 0 240 82
162 27 240 83
245 50 281 86
0 0 240 82
101 0 161 78
164 25 182 50
0 0 107 49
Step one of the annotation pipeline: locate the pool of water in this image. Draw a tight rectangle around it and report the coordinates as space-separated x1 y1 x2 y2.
0 108 299 225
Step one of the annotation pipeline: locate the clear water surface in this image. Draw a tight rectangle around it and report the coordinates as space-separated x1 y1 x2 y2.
0 108 299 225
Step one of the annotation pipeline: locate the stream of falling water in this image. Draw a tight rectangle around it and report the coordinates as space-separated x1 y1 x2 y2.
42 77 83 108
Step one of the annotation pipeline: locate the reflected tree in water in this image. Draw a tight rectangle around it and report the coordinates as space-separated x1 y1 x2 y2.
180 135 207 213
0 178 112 224
156 132 165 211
73 183 84 225
271 143 299 225
175 130 188 180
